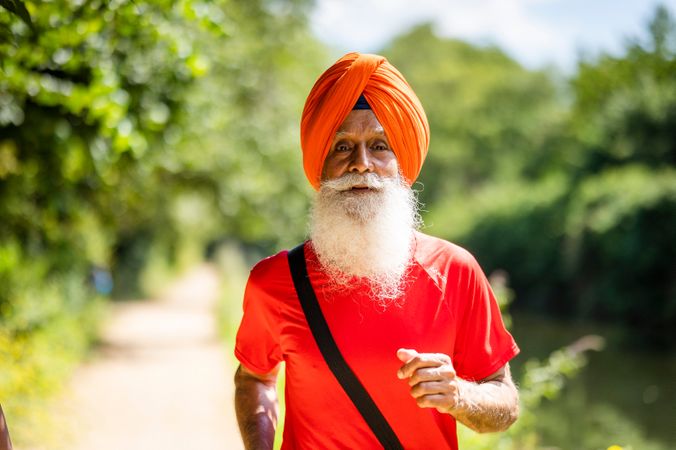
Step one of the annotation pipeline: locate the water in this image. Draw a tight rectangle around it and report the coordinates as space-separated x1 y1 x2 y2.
509 313 676 450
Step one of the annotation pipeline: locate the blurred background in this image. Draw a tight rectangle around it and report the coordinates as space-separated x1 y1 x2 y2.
1 1 675 449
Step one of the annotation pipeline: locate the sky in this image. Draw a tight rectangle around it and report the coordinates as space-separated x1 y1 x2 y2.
310 0 676 71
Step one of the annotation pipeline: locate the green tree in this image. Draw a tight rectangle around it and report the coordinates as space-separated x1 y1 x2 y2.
0 0 325 444
571 4 676 171
382 24 566 206
561 5 676 337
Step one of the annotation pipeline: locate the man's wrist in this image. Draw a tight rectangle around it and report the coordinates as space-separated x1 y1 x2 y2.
446 377 475 417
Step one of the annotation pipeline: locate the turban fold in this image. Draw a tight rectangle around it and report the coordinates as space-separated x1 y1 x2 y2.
300 52 430 190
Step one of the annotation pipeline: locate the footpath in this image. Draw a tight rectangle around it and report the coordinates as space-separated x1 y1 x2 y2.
45 264 244 450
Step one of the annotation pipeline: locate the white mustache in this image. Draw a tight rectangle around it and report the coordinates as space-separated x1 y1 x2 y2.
321 173 387 191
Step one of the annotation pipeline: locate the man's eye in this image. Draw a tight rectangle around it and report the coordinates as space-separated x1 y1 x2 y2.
335 143 351 152
372 142 389 151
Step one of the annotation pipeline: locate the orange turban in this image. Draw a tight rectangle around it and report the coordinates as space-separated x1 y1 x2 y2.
300 52 430 190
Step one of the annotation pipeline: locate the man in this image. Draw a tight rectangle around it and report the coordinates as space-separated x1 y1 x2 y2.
234 52 520 450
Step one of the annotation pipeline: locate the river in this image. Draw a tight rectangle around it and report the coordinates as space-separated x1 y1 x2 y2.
509 312 676 450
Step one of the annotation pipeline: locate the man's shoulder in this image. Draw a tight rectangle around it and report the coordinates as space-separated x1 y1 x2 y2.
413 231 478 270
248 247 292 285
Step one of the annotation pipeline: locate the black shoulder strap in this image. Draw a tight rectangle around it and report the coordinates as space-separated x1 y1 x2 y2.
287 243 404 450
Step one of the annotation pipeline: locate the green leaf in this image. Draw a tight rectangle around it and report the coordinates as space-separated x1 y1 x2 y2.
0 0 33 29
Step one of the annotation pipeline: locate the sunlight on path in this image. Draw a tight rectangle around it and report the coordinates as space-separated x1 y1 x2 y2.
47 265 243 450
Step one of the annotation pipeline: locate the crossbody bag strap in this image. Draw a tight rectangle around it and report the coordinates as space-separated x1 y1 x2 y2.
287 243 404 450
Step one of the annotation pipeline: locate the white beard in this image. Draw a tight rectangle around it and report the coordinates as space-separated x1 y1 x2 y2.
308 172 421 306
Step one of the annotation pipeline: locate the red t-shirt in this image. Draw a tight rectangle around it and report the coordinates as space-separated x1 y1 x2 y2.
235 231 519 450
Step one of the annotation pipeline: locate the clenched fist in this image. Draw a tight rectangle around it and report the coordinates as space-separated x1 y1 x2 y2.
396 348 463 415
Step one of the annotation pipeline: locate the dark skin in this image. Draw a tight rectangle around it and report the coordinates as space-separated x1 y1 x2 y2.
234 110 519 448
0 405 13 450
321 110 399 182
234 365 279 450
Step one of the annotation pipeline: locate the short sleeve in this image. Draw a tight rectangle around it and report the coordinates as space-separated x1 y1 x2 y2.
234 257 285 374
451 255 520 382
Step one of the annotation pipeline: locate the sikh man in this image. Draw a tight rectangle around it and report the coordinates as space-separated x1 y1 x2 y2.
234 52 520 450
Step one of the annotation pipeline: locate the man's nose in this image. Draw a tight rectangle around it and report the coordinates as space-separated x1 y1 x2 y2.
349 143 373 173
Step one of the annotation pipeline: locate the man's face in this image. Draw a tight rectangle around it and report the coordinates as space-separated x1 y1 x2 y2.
321 110 399 184
311 110 418 303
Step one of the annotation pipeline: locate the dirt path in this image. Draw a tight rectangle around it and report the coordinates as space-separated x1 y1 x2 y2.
49 264 244 450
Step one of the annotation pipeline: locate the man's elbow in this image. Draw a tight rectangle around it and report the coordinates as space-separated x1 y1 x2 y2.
496 393 520 433
471 391 520 434
493 377 519 433
493 388 520 432
469 406 519 434
498 402 519 432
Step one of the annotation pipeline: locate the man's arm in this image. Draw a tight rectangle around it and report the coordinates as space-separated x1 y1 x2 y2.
397 349 518 433
0 404 13 450
234 364 280 450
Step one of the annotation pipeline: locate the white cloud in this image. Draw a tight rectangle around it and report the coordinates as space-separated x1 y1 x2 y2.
431 0 568 67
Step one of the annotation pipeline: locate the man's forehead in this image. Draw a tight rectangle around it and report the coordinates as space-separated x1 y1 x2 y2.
335 110 386 136
334 126 386 138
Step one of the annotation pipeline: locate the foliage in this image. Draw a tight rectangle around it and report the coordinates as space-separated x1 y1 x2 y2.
0 246 104 447
572 5 676 172
427 175 570 314
0 0 324 445
167 4 325 251
458 337 596 450
383 24 567 206
563 165 676 332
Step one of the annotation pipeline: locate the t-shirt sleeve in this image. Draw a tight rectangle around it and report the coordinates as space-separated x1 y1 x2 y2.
234 258 284 374
451 254 520 382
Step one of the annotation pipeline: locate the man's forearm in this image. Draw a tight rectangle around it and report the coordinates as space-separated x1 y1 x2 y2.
398 349 519 434
450 376 519 433
234 367 278 450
